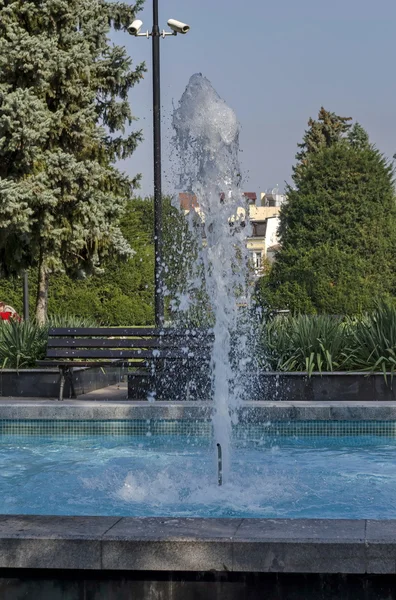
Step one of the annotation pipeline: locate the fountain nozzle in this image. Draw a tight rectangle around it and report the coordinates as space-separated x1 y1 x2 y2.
217 443 223 486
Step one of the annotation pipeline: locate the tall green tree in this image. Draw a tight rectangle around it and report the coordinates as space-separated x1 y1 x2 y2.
0 0 144 323
48 197 156 325
258 115 396 314
347 122 370 149
294 107 352 181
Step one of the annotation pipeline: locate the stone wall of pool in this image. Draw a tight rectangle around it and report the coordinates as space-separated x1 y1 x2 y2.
1 415 396 438
1 399 396 422
0 516 395 599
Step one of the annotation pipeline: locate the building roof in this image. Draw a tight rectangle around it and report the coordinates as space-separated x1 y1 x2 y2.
267 243 282 253
179 193 199 211
243 192 257 202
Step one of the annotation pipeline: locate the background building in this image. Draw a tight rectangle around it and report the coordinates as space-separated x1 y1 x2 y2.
247 205 281 275
261 187 287 208
178 190 284 277
246 191 282 276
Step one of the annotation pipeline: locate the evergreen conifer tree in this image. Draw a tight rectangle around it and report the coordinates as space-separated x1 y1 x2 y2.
347 122 370 149
0 0 144 322
258 115 396 314
294 107 352 181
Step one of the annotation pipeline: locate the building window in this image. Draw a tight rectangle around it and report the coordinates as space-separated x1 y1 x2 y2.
250 251 262 270
252 222 266 237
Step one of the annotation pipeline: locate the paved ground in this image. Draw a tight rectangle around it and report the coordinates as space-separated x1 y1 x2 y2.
78 382 128 401
0 382 129 404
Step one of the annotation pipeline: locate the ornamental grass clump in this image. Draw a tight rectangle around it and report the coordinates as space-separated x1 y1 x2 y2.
262 314 353 375
349 302 396 382
47 315 97 329
0 320 47 369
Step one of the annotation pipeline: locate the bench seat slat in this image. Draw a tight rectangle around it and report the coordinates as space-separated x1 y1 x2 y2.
48 327 158 337
36 360 124 368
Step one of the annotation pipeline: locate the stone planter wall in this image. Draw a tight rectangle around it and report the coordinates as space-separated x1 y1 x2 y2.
254 372 396 402
0 365 123 398
129 370 396 402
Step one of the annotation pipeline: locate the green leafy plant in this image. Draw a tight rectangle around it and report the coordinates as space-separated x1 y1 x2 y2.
47 314 98 328
261 314 353 375
349 302 396 384
0 320 48 370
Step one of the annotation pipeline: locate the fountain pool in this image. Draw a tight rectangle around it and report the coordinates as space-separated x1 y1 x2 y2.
2 420 396 519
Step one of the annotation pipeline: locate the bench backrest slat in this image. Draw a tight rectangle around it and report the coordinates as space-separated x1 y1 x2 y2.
46 348 210 360
47 338 211 349
44 327 213 364
48 327 213 337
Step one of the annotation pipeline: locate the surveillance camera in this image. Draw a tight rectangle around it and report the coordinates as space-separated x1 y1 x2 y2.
128 19 143 35
167 19 190 34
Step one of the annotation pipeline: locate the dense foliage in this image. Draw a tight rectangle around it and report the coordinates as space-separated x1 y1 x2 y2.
258 109 396 314
0 197 196 326
3 303 396 375
0 0 144 322
262 314 352 375
261 302 396 379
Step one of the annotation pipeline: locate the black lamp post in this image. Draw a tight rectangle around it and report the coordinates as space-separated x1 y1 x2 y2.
128 4 190 328
152 0 163 327
23 271 29 322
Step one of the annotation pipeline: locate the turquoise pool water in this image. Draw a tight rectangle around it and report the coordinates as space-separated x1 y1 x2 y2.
1 427 396 518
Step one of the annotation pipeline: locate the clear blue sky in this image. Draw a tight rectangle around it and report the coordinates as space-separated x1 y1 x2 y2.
115 0 396 197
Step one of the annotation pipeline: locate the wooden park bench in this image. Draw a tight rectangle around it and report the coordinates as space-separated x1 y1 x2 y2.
38 327 213 401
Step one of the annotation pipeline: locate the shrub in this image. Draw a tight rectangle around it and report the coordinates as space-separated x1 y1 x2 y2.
0 320 48 369
261 314 353 375
349 302 396 381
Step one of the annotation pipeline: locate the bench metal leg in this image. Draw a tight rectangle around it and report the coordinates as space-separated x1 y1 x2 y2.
68 367 76 399
59 367 76 400
58 368 66 402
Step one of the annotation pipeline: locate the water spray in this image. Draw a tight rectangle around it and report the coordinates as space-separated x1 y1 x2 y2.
173 74 252 482
217 443 223 486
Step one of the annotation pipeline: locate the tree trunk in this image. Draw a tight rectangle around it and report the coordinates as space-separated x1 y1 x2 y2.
36 260 49 325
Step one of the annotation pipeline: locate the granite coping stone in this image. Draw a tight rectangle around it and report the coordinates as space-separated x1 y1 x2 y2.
233 518 365 541
0 400 396 421
232 519 367 574
0 515 120 570
0 516 395 573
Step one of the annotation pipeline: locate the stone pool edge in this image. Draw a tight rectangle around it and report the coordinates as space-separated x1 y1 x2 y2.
1 399 396 420
0 515 392 574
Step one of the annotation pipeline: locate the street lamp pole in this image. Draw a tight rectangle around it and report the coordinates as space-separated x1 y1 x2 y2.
128 7 190 329
152 0 163 327
23 271 29 322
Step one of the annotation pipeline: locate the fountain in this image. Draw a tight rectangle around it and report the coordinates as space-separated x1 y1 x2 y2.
172 73 255 481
